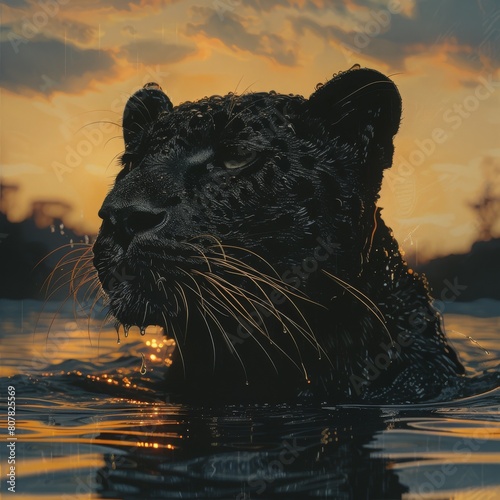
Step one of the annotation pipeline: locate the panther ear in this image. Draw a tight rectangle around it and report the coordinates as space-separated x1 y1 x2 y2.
307 67 402 170
123 82 173 151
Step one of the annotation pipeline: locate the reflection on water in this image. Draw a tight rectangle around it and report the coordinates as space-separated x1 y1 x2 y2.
1 299 500 499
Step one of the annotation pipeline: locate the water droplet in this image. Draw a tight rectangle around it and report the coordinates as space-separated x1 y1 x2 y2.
84 235 89 244
124 325 130 338
50 224 55 233
114 322 121 344
140 353 147 375
59 223 65 235
140 327 146 336
245 380 249 386
70 239 74 248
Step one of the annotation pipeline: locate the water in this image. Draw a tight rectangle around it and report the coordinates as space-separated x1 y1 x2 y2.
1 298 500 499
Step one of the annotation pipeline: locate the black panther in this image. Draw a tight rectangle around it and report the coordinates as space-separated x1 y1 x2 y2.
92 66 467 403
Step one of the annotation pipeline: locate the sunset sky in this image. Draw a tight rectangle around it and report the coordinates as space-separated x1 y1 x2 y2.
0 0 499 260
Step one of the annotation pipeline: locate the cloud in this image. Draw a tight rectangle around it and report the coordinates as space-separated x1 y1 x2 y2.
0 0 30 7
290 0 500 70
48 17 98 45
0 35 117 96
62 0 179 12
291 15 411 69
103 0 178 11
1 3 113 46
186 7 298 66
3 17 99 46
119 39 196 66
213 0 372 14
122 25 138 36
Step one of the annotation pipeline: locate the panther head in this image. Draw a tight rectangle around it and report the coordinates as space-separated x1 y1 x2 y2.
92 67 404 400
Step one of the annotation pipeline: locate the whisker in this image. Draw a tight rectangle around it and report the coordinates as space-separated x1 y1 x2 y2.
162 310 185 378
202 256 328 356
195 304 217 374
174 281 190 339
206 253 322 307
210 244 282 279
40 247 93 295
34 243 92 270
176 267 207 312
323 270 393 344
142 301 149 327
191 234 227 260
42 259 93 299
194 270 314 377
201 304 250 384
185 242 212 272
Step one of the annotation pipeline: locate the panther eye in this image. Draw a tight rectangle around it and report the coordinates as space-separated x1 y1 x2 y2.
222 146 257 170
223 158 250 169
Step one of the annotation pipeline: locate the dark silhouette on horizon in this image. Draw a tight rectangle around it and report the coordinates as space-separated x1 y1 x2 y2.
0 179 498 302
0 191 93 299
417 159 500 302
416 238 500 302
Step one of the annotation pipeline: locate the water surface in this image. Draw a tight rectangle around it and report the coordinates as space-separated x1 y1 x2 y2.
1 298 500 499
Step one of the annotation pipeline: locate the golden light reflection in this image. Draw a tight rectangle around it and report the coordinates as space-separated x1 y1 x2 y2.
407 419 500 437
13 454 106 479
389 454 500 468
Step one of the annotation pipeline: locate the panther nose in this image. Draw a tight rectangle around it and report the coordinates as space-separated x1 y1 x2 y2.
98 205 168 237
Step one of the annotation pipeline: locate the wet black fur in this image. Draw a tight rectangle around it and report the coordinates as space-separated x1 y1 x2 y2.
93 68 465 403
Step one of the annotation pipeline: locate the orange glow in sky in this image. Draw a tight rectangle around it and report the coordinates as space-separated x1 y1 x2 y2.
1 0 499 260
